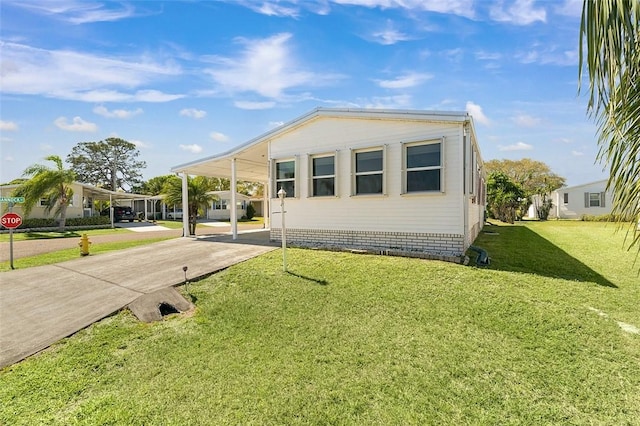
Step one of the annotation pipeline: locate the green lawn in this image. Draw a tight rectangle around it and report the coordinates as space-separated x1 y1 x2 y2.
0 238 173 272
1 221 638 424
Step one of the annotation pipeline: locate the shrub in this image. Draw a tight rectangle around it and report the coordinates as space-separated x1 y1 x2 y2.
246 203 256 220
580 213 630 222
13 216 110 230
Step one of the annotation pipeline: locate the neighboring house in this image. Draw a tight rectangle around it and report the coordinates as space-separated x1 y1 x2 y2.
172 108 485 260
550 179 613 219
0 182 150 221
206 191 251 220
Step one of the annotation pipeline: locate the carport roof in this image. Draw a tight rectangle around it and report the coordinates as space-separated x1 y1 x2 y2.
170 107 471 181
77 183 152 201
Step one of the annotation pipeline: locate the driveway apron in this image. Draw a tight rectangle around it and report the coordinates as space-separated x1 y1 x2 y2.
0 231 276 369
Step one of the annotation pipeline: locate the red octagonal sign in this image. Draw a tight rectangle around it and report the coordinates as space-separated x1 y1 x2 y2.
1 212 22 229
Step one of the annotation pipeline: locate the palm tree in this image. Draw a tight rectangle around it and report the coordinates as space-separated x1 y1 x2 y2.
580 0 640 248
164 175 219 235
13 155 76 231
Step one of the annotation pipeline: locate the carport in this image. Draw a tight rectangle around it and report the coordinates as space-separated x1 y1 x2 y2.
79 183 154 228
171 133 270 239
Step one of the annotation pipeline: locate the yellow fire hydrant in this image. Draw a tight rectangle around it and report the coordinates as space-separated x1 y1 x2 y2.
79 233 92 256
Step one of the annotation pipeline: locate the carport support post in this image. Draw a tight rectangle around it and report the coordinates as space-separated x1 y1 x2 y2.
181 172 190 237
231 158 238 240
109 194 114 228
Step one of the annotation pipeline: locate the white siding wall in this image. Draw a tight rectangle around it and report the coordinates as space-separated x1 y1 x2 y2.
269 116 465 235
553 180 613 219
0 184 85 219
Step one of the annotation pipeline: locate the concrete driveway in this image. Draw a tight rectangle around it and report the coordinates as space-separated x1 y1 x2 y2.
0 231 277 369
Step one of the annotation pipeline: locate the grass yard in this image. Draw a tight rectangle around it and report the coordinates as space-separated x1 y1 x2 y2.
0 238 173 272
1 221 639 424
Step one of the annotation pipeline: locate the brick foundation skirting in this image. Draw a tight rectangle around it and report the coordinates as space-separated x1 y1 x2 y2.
270 228 466 263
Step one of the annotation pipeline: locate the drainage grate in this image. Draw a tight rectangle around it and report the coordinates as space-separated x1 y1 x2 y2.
159 302 179 317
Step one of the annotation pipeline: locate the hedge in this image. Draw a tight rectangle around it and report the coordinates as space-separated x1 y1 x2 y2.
7 216 111 230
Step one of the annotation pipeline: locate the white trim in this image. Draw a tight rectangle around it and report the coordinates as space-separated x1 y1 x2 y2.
309 152 337 198
401 138 444 194
352 146 385 196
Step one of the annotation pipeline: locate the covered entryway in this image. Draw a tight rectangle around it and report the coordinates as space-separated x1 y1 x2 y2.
171 131 271 239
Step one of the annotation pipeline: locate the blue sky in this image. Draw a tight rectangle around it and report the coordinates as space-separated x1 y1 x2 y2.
0 0 605 187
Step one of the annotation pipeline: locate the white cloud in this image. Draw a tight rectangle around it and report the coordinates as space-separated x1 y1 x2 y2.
330 0 475 19
0 120 18 131
40 143 53 152
490 0 546 25
234 100 276 110
180 144 203 154
54 116 97 132
93 105 143 119
237 0 300 17
571 150 584 156
475 51 502 61
362 94 413 109
371 27 412 45
0 42 182 102
512 114 541 127
131 139 150 149
466 101 490 126
180 108 207 119
4 155 14 162
209 132 229 142
376 73 433 89
6 1 138 24
555 0 582 17
268 121 285 129
204 33 338 99
443 48 464 63
499 142 533 151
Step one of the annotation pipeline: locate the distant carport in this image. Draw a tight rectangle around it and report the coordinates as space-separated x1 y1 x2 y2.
79 183 154 228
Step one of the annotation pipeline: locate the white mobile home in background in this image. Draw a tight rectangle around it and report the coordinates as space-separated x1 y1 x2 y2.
550 179 613 219
172 108 486 260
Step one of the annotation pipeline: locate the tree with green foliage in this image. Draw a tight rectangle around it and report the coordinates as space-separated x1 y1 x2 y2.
163 176 219 235
13 155 76 231
137 175 180 195
580 0 640 249
67 137 146 191
486 171 526 224
485 158 565 220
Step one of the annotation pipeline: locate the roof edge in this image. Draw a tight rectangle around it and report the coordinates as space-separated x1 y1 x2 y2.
171 107 472 173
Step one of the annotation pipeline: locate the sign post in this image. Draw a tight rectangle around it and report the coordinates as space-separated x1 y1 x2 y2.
1 198 25 270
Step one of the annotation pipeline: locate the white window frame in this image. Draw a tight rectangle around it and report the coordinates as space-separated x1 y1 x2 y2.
402 138 444 194
351 146 386 196
309 152 337 197
273 157 298 198
589 192 601 207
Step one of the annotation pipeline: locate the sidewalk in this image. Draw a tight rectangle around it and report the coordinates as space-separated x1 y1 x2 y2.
0 231 277 369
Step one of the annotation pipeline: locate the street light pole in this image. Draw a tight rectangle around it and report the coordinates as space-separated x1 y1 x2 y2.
277 188 287 272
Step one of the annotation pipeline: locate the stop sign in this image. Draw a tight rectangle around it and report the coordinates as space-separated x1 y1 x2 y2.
1 212 22 229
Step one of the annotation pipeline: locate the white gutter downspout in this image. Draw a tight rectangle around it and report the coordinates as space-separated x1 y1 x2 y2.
231 158 238 240
181 172 190 237
263 182 268 229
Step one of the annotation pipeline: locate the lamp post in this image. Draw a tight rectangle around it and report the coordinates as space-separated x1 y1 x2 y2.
277 187 287 272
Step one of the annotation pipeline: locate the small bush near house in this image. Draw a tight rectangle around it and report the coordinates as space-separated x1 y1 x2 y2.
246 203 256 220
66 216 111 227
16 216 111 230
